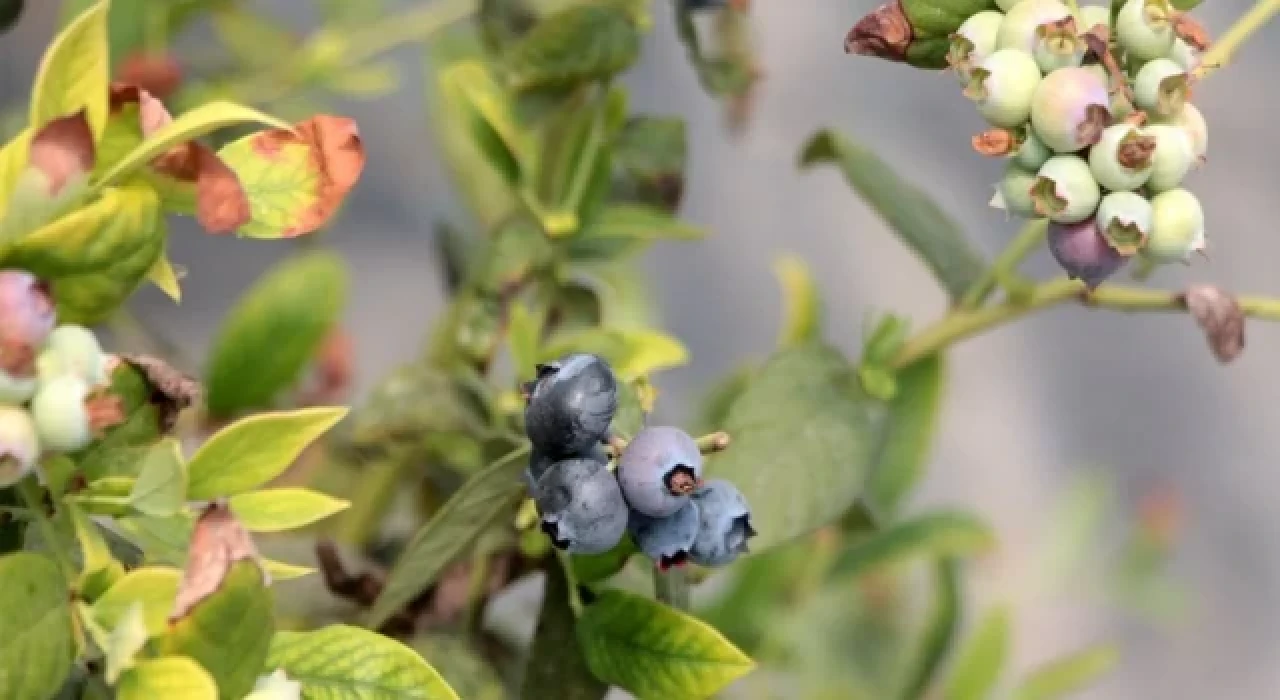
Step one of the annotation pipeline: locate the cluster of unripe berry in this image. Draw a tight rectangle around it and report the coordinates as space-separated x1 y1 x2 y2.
0 270 114 487
522 354 756 570
951 0 1209 287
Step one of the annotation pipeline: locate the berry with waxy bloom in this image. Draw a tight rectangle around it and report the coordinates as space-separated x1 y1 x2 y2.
1168 37 1201 72
1029 65 1110 153
0 270 54 380
1075 4 1111 32
37 324 108 387
523 353 617 458
1033 17 1086 73
1031 155 1101 224
534 457 629 555
1012 128 1052 171
1047 218 1127 288
1133 58 1189 118
30 375 93 453
1144 123 1195 192
689 479 757 567
1088 124 1155 191
948 11 1004 84
1162 102 1207 163
0 406 39 488
1142 188 1205 264
617 425 704 518
1115 0 1176 62
1095 191 1153 255
997 0 1071 53
991 163 1039 218
964 49 1042 129
629 500 701 571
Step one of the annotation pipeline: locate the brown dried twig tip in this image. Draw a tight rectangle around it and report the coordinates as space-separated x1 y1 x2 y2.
972 129 1018 157
1180 284 1245 364
844 0 912 63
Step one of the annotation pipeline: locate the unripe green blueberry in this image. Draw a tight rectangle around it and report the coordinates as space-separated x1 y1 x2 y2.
1144 123 1194 192
1031 155 1100 223
0 371 36 406
991 163 1040 218
1030 66 1110 152
1088 124 1155 191
1161 101 1207 163
1012 128 1052 171
997 0 1071 53
964 49 1042 129
1115 0 1175 62
1133 58 1188 118
1095 191 1153 254
1167 38 1201 72
1033 17 1085 72
36 324 107 387
949 11 1005 85
0 406 39 487
1142 188 1205 264
1109 90 1136 122
1075 4 1111 32
997 0 1027 11
30 375 92 453
1047 218 1127 288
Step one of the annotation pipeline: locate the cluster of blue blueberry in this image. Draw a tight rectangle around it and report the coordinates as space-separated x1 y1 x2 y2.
522 353 756 570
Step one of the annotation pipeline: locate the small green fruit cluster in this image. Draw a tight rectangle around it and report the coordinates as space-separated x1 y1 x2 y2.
0 270 113 487
951 0 1209 288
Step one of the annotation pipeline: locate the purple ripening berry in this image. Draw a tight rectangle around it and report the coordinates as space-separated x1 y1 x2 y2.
1047 218 1127 289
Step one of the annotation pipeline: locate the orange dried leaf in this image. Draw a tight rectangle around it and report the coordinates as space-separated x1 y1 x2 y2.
28 110 95 196
169 501 266 622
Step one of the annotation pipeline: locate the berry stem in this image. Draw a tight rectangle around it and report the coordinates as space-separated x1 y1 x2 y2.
1194 0 1280 81
695 431 731 454
653 566 691 611
892 277 1280 369
959 219 1049 308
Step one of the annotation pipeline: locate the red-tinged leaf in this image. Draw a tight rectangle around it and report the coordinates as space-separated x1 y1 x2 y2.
169 501 265 623
28 110 95 197
217 115 367 238
115 53 183 99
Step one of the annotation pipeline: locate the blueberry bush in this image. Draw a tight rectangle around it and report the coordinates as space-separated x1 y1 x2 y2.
0 0 1272 697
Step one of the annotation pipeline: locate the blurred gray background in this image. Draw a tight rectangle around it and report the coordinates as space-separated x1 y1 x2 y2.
5 1 1280 697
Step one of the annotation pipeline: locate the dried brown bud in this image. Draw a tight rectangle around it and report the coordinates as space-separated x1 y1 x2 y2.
1181 284 1245 364
1174 14 1211 51
972 128 1017 156
845 0 912 63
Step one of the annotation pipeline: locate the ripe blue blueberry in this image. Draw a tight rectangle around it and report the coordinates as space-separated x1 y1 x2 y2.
689 479 756 567
524 443 608 493
629 500 701 571
523 353 617 458
534 456 629 555
617 426 703 518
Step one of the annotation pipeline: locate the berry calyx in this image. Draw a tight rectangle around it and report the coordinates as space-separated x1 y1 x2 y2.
1031 155 1101 224
1133 58 1189 118
964 49 1043 129
1095 191 1153 255
997 0 1071 53
1115 0 1176 62
1143 187 1205 264
1144 123 1195 192
1029 65 1110 153
1047 218 1128 289
1088 124 1155 191
1033 17 1086 73
948 11 1004 84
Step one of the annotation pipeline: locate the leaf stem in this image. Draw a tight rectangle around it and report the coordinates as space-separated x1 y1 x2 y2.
1194 0 1280 80
16 478 75 584
653 567 691 610
959 219 1048 309
892 277 1280 369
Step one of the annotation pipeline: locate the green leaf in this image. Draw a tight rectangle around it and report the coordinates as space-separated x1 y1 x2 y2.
186 407 348 500
438 60 530 186
539 327 689 381
229 488 350 533
523 560 608 700
0 182 163 322
576 589 755 699
92 566 181 637
0 552 75 700
115 513 192 566
118 656 218 700
262 559 315 581
267 624 459 699
799 130 986 301
612 115 686 211
504 4 641 92
582 204 705 240
1011 644 1120 700
95 102 290 190
68 501 124 598
147 242 183 302
507 302 544 379
866 354 946 516
944 605 1012 700
367 447 530 629
160 559 273 700
128 438 187 517
900 559 963 700
30 0 109 139
827 511 995 580
204 250 349 418
0 130 33 220
468 215 554 297
772 255 821 348
104 602 149 683
707 343 876 552
571 536 636 585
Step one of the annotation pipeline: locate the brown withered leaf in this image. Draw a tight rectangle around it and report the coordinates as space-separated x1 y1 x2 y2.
117 353 201 431
28 110 95 196
169 501 266 622
1181 284 1245 364
1174 14 1211 51
247 116 367 237
116 53 184 99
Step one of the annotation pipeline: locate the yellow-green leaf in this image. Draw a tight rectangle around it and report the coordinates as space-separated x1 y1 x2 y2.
186 407 349 500
30 0 109 139
576 589 754 699
204 250 348 418
584 204 705 241
262 559 315 581
773 255 821 348
93 566 181 637
828 511 995 580
68 501 124 598
0 130 33 221
1011 644 1120 700
944 605 1013 700
118 656 218 700
507 302 543 379
0 552 75 700
146 235 183 302
160 559 273 700
229 488 350 533
95 101 289 190
267 624 459 699
539 327 688 380
128 438 187 517
438 60 530 185
104 602 148 683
